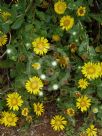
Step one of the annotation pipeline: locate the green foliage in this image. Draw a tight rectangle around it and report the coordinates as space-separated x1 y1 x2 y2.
0 0 102 135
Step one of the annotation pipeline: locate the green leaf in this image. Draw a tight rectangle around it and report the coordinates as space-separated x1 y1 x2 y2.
90 13 102 23
11 16 24 29
0 60 14 68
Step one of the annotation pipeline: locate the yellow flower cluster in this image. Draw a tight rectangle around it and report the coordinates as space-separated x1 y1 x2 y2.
81 62 102 80
54 1 74 31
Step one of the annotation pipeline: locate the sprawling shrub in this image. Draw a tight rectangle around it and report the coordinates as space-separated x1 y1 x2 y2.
0 0 102 135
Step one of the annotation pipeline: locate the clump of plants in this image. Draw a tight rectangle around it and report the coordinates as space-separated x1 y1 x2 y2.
0 0 102 135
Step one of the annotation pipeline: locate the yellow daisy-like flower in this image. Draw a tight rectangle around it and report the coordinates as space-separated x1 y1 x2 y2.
33 102 44 116
1 11 11 21
86 124 97 136
25 76 43 95
22 108 29 116
81 62 99 80
66 108 75 117
6 92 23 111
56 56 70 68
76 95 91 112
52 34 61 42
54 1 67 14
0 111 18 127
97 62 102 77
32 37 50 55
26 115 32 123
60 15 74 31
78 78 89 90
32 63 41 70
51 115 67 131
0 32 8 47
77 6 86 16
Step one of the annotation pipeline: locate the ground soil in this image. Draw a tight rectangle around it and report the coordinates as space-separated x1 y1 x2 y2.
0 102 65 136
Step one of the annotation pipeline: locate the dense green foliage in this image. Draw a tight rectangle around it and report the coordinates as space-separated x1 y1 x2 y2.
0 0 102 135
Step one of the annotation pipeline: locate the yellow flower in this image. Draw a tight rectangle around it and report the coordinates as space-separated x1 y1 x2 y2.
60 15 74 31
32 63 41 70
69 43 78 53
66 108 75 117
97 62 102 77
33 102 44 116
81 62 99 80
6 92 23 111
1 11 11 21
32 37 50 55
77 6 86 16
76 95 91 112
56 56 70 68
50 115 67 131
78 79 89 90
86 124 97 136
0 32 8 47
54 1 67 14
22 108 29 116
25 76 43 95
0 111 18 127
26 115 32 123
52 34 61 42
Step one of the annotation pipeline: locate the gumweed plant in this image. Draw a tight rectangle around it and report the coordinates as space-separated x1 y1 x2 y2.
0 0 102 135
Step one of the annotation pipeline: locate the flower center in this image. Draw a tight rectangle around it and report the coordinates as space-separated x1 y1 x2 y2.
31 81 38 89
58 5 64 11
80 81 85 86
81 101 86 107
79 9 84 14
7 116 13 123
56 120 61 125
68 110 74 115
87 66 95 74
12 98 18 106
23 110 28 115
36 106 41 111
63 19 70 26
38 42 44 50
